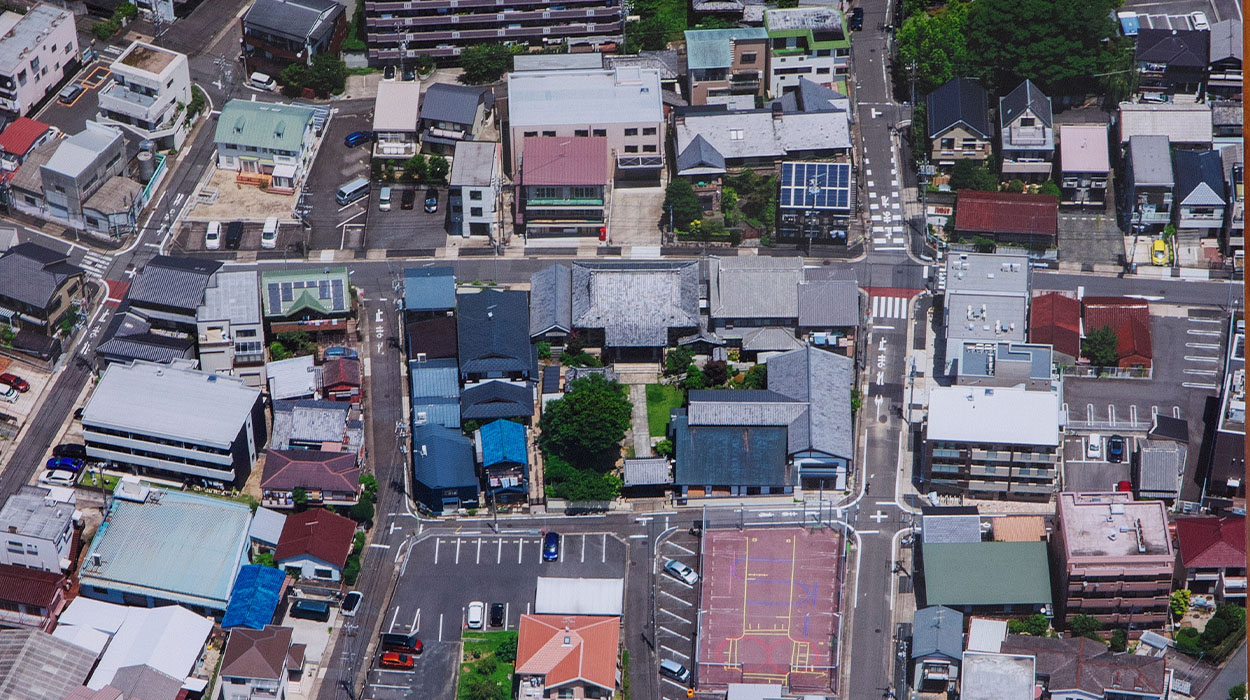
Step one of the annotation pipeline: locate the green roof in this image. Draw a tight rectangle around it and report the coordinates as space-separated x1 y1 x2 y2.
214 100 316 153
261 267 352 318
683 28 769 70
922 542 1052 607
764 7 850 50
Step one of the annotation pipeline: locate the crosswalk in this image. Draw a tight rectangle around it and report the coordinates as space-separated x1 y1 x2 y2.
863 146 906 251
79 251 112 279
871 295 909 320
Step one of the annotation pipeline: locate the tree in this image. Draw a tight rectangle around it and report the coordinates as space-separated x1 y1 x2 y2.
1201 617 1231 650
1007 613 1050 637
1039 180 1061 197
1162 224 1177 241
663 179 702 232
496 633 518 662
1067 614 1102 639
350 496 375 523
536 342 552 360
403 154 427 183
414 54 436 75
1006 179 1025 193
306 53 348 97
292 487 308 508
279 63 307 97
1109 629 1127 652
463 675 505 700
459 44 512 84
949 160 999 191
1171 589 1193 618
539 374 633 469
703 360 729 387
742 364 767 390
1176 627 1202 655
655 439 674 457
682 364 707 391
1082 325 1120 368
427 155 450 184
664 346 695 376
895 1 970 96
1229 683 1246 700
360 474 379 500
253 551 276 568
624 15 669 53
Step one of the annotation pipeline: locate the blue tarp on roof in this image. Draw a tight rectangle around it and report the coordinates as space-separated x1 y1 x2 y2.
222 564 285 630
479 419 528 467
1120 14 1140 36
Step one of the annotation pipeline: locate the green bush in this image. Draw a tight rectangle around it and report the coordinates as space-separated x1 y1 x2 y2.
1176 626 1202 655
1067 614 1102 639
1009 614 1051 637
536 341 551 360
1109 629 1127 652
654 439 674 457
496 633 518 662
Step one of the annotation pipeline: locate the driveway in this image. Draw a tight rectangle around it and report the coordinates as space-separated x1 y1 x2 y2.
303 100 374 251
364 185 449 253
609 185 664 246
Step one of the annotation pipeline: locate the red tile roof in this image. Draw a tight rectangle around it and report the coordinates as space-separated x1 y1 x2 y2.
1176 515 1246 569
220 625 294 681
274 509 357 569
0 562 64 608
954 190 1059 238
515 614 619 692
522 136 608 187
321 358 361 389
1082 297 1152 367
1029 292 1081 359
0 117 51 157
261 449 361 494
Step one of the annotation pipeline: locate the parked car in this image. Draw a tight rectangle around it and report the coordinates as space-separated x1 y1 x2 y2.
1152 239 1169 266
379 186 393 212
57 84 84 105
379 652 415 670
39 470 77 487
225 221 244 250
0 386 16 403
423 188 439 214
401 188 416 210
261 216 278 249
380 632 423 654
341 591 363 617
324 346 359 360
289 598 331 621
53 443 88 460
466 601 485 629
1086 433 1103 460
249 72 276 91
660 659 691 684
489 602 505 627
383 65 396 81
402 67 416 82
542 532 560 562
848 7 864 30
46 457 84 473
1116 480 1133 492
663 559 699 586
344 131 374 148
1190 11 1209 30
205 221 221 250
1107 435 1126 463
0 373 29 392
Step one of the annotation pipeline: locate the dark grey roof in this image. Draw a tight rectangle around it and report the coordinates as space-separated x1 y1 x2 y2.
999 79 1052 129
571 261 700 347
1174 149 1226 206
926 77 991 139
672 411 791 487
412 423 478 490
420 83 492 126
541 364 561 394
624 458 672 486
922 513 982 544
96 307 196 365
457 289 533 377
128 255 222 312
1138 440 1184 496
1148 414 1188 443
911 606 964 661
461 381 534 420
797 280 859 327
769 78 848 114
676 134 726 173
1135 28 1210 69
244 0 343 44
111 664 185 700
529 264 572 336
1129 135 1174 187
766 345 854 459
1210 19 1242 63
0 628 96 700
0 241 81 309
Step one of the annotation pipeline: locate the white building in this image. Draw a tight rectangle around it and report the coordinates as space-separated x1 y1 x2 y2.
196 270 266 389
764 6 850 96
372 81 420 159
0 486 75 572
97 41 192 151
213 100 317 194
0 4 79 118
449 140 501 239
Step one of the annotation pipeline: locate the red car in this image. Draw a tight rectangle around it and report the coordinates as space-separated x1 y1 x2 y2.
379 652 416 670
0 373 29 392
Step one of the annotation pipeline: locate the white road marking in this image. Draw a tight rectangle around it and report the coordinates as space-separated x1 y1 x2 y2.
660 644 690 660
660 590 693 607
434 538 440 565
660 626 692 641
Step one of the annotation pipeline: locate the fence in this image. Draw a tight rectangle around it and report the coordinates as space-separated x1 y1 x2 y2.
1061 365 1153 380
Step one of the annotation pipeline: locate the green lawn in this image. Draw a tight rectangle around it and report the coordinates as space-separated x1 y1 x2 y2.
458 631 517 700
645 384 683 437
78 471 121 490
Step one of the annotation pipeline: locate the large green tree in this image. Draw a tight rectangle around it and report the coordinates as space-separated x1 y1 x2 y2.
1082 325 1120 368
949 160 999 191
896 0 970 97
459 44 512 84
662 179 702 232
539 374 632 469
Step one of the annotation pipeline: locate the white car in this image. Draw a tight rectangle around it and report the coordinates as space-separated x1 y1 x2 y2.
340 591 363 617
1190 11 1209 30
40 469 77 487
261 216 278 249
664 559 699 586
1086 433 1104 461
205 221 221 250
0 385 17 403
466 601 485 629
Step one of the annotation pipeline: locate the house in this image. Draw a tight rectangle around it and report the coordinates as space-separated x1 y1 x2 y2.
223 564 286 631
0 117 56 181
83 359 266 486
1212 100 1243 142
777 160 854 245
475 419 529 503
220 625 303 700
260 267 353 338
125 255 222 330
507 68 664 182
270 399 362 454
247 508 286 555
410 357 462 429
0 4 79 118
0 563 65 631
706 257 804 351
1028 292 1081 364
321 357 361 405
923 385 1061 499
1203 318 1244 508
403 266 456 319
274 509 356 582
926 78 992 168
515 614 619 700
1173 149 1227 237
99 255 222 368
1176 515 1246 601
449 140 502 239
766 76 849 114
796 279 859 353
1055 492 1173 632
96 42 192 151
0 241 86 337
1135 28 1209 98
461 381 535 424
1207 19 1242 98
457 289 534 383
418 83 493 155
673 106 851 175
764 7 850 95
214 100 317 194
0 629 96 700
1057 124 1110 207
998 635 1171 699
412 423 479 515
997 80 1053 181
196 270 266 389
959 651 1035 700
683 28 769 106
528 264 572 347
261 449 360 510
1118 102 1212 148
1082 297 1152 369
919 540 1051 615
371 81 421 160
563 260 701 360
911 606 963 693
941 253 1030 374
362 0 620 61
266 355 319 401
1122 134 1175 232
0 485 76 572
77 490 251 617
518 136 609 239
953 190 1059 248
1133 439 1184 501
240 0 346 78
95 307 196 368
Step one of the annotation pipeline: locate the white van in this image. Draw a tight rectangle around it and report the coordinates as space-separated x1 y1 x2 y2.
261 216 278 249
250 72 276 91
660 659 690 684
336 177 370 206
1086 433 1103 460
378 186 392 211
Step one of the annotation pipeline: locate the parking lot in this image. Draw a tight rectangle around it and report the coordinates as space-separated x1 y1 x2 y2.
173 219 304 255
655 529 700 700
1062 434 1132 493
1058 210 1123 266
304 102 373 252
363 185 450 253
370 531 628 700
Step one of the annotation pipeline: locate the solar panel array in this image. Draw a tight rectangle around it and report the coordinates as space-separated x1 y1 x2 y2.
265 277 348 313
779 161 851 211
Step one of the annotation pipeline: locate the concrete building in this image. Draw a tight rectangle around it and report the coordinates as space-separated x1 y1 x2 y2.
1058 124 1110 207
82 359 266 486
372 81 421 160
764 7 849 96
683 28 769 105
196 270 265 389
97 42 192 151
958 651 1036 700
214 100 317 194
997 80 1053 181
1122 135 1174 232
448 140 501 239
1118 102 1212 148
953 342 1056 392
1055 492 1173 632
0 4 79 119
518 136 609 239
941 252 1030 374
0 485 76 572
507 68 664 182
241 0 346 79
1204 316 1244 507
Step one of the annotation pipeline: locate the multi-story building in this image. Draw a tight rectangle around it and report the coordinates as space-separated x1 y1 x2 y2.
214 100 317 194
363 0 622 61
1057 124 1110 207
941 253 1030 375
507 67 664 182
1208 20 1242 99
0 563 65 631
926 77 991 169
96 42 192 151
1055 492 1173 632
448 140 501 239
0 486 75 572
0 117 56 181
220 625 300 700
82 359 267 486
764 7 849 96
418 83 493 156
241 0 346 79
997 80 1053 182
1135 28 1209 99
1203 315 1244 508
1224 148 1243 263
1173 149 1227 238
372 81 421 160
0 4 79 119
1176 515 1246 602
1122 135 1174 232
0 241 86 338
517 136 609 239
196 270 266 389
684 28 769 105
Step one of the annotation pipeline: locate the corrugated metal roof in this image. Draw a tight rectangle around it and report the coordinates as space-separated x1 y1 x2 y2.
521 136 608 187
922 542 1052 607
1119 103 1212 145
954 190 1059 239
129 255 222 313
507 68 663 129
222 565 285 630
684 28 768 70
534 577 624 615
478 419 528 467
215 100 316 154
624 458 672 486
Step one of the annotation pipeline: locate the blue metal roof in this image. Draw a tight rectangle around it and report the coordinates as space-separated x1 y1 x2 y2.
1120 14 1140 36
404 267 456 312
410 357 461 429
413 424 478 490
222 564 284 630
479 419 528 468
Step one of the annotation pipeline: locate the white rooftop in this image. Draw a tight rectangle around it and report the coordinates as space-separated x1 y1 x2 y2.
1059 124 1110 174
927 385 1060 446
198 270 261 326
45 122 122 178
507 68 663 128
534 577 624 616
373 81 421 132
966 618 1008 653
960 651 1036 700
266 354 319 400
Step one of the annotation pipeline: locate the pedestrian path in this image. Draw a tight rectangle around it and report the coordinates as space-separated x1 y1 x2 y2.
78 251 112 279
871 295 908 319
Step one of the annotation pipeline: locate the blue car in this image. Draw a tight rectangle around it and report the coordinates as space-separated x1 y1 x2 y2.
344 131 374 148
542 532 560 562
46 457 84 473
324 346 359 360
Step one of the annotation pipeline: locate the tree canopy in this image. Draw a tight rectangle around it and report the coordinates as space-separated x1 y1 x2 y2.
539 374 632 469
1082 325 1120 368
663 179 702 232
949 160 999 192
459 44 512 84
896 0 970 97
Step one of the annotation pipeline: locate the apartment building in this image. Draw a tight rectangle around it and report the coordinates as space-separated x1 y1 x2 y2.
518 136 608 238
1055 492 1173 632
684 28 769 105
363 0 621 61
1203 316 1244 508
506 67 664 182
764 7 849 96
82 359 267 486
241 0 347 78
97 42 192 151
942 253 1030 375
0 486 75 572
448 140 501 239
196 270 266 389
0 4 79 119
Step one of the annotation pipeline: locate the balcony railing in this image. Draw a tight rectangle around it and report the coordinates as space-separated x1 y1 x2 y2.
525 197 603 206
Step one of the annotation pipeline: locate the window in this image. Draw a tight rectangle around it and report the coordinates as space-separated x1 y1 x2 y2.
940 137 955 150
624 145 638 153
314 568 333 579
961 138 979 149
542 130 556 137
30 57 39 72
285 567 301 578
1019 117 1035 127
237 328 257 338
524 131 538 137
574 129 589 137
592 129 606 137
643 144 657 152
6 541 21 553
469 190 482 200
533 187 559 199
624 128 638 136
68 282 79 295
643 127 657 135
571 186 597 198
470 207 483 216
741 52 757 64
816 67 830 74
16 69 25 86
729 129 744 141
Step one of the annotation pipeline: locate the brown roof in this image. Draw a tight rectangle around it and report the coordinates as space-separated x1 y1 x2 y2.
1029 292 1081 359
406 315 458 360
991 516 1047 542
321 357 361 390
1176 515 1246 569
61 688 124 700
261 449 361 493
954 190 1059 239
0 562 64 608
522 136 609 187
220 625 294 681
1000 635 1166 697
1082 297 1152 366
274 509 357 569
515 615 619 692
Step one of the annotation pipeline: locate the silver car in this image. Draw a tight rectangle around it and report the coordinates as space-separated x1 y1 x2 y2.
664 559 699 586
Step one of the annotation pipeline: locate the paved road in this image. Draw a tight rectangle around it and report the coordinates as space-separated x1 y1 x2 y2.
1198 642 1247 700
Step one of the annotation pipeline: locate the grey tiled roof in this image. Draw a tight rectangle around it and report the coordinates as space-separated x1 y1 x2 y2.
624 458 672 486
672 411 791 487
95 307 196 365
571 261 700 347
707 257 803 320
797 280 859 327
922 513 982 544
420 83 491 127
529 264 572 336
457 289 533 377
0 242 82 309
675 134 725 175
911 606 964 660
1138 440 1184 496
244 0 343 44
927 77 990 139
129 255 222 313
686 389 806 426
767 345 854 459
999 80 1052 129
460 381 534 420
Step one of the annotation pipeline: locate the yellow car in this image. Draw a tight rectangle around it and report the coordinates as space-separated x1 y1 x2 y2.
1151 239 1170 266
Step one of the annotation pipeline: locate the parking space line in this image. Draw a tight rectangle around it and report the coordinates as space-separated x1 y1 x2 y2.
518 538 524 564
1187 329 1222 337
666 541 695 556
505 602 510 631
1184 369 1219 375
497 538 503 564
388 606 401 633
1130 405 1138 424
438 613 444 642
414 609 421 632
434 538 440 565
581 534 586 563
659 626 691 641
1183 382 1219 390
1173 406 1182 418
1185 355 1220 362
660 608 691 623
456 538 461 565
602 534 606 563
661 676 689 689
660 644 690 660
559 535 564 563
1186 342 1221 349
476 538 482 564
660 590 693 607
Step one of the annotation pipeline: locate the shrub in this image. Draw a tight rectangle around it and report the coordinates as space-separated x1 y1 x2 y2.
1176 627 1202 655
496 633 518 662
1008 614 1050 637
536 342 551 360
654 439 674 457
1067 614 1102 639
1109 629 1127 652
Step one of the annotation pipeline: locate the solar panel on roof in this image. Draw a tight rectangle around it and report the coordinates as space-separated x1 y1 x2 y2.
331 278 345 310
779 162 852 213
280 282 293 303
319 279 330 300
292 280 304 290
267 283 282 312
